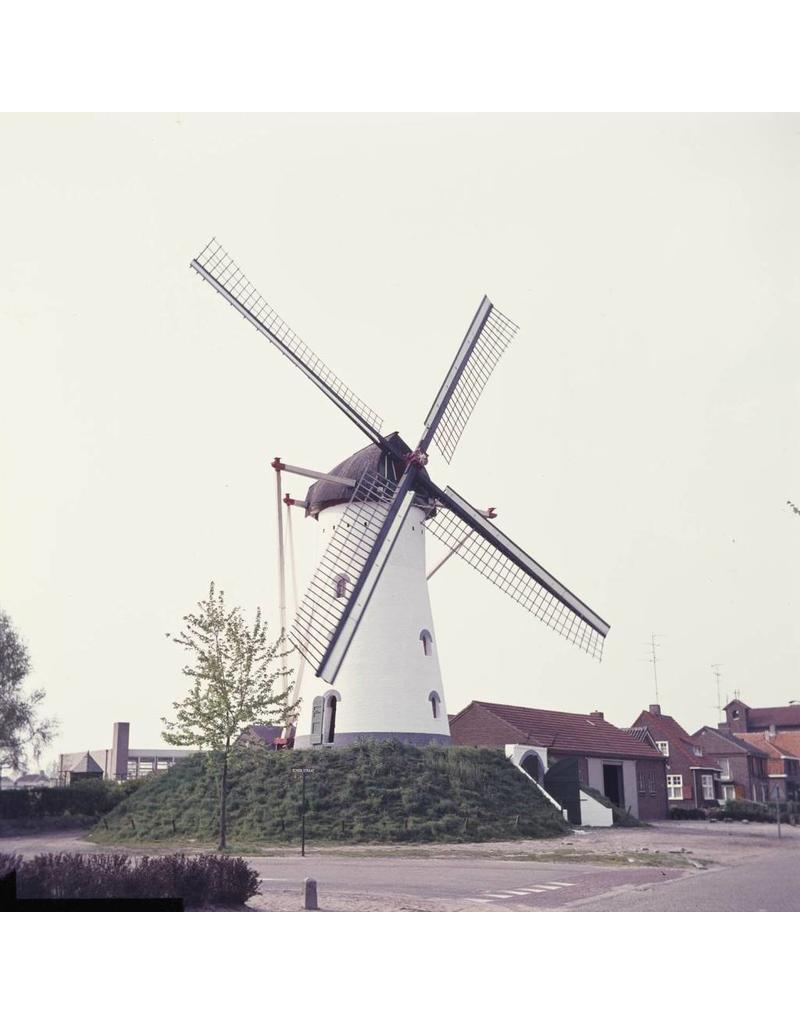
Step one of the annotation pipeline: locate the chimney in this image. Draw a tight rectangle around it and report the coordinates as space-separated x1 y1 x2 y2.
649 704 661 716
590 710 604 720
767 724 776 739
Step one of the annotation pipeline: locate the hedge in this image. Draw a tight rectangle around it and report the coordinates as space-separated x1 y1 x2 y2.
0 852 259 907
0 779 145 820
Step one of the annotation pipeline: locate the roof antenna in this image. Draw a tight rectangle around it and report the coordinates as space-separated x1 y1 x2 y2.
644 634 663 704
712 664 723 721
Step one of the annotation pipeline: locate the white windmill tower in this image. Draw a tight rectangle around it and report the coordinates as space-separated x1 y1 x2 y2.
191 240 610 749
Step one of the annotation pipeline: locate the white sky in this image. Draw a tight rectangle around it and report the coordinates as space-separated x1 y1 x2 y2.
2 113 799 758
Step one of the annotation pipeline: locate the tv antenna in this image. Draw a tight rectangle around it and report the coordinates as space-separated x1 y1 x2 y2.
644 634 664 704
711 664 723 719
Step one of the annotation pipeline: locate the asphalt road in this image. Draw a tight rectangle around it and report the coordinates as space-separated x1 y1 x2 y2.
577 844 800 912
249 854 684 910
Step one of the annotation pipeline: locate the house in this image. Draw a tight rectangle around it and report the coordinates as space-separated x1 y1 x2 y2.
237 725 288 749
691 725 769 803
58 722 198 784
632 705 722 810
722 698 800 735
61 752 104 785
449 700 668 822
11 772 56 789
731 731 800 802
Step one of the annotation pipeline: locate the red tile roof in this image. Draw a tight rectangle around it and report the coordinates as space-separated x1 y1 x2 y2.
452 701 664 759
634 710 722 770
744 706 800 730
736 731 800 774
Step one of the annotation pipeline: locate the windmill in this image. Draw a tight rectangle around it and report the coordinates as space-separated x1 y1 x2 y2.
191 239 610 749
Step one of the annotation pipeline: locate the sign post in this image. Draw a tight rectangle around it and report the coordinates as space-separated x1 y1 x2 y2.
292 767 315 856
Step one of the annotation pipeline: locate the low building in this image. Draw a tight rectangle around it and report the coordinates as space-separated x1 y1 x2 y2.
58 722 198 784
449 700 668 821
632 705 722 810
691 725 769 803
11 772 56 789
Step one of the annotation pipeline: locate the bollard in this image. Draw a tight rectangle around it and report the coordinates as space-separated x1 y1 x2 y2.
303 877 318 911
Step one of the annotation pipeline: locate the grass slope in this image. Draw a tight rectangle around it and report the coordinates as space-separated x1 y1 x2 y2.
95 741 569 845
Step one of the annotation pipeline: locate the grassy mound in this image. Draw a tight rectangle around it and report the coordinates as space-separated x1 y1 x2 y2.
94 741 569 845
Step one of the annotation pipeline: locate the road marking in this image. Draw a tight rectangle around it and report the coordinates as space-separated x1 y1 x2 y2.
519 887 549 893
483 893 515 899
547 881 575 887
465 898 494 904
499 890 534 896
530 884 563 890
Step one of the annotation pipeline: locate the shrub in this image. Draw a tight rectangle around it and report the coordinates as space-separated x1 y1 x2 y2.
0 852 22 879
13 852 259 907
0 779 145 821
669 807 707 820
707 799 800 823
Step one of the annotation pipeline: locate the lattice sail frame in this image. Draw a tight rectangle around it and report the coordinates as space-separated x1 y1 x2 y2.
192 239 384 438
429 306 518 464
424 499 607 660
290 471 399 671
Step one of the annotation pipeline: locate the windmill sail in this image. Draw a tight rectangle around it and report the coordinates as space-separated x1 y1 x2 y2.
420 297 518 464
291 470 416 682
191 239 386 448
425 485 609 659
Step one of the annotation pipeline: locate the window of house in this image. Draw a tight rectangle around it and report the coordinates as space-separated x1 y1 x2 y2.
420 629 433 657
428 691 441 719
637 771 646 794
156 758 171 772
667 775 683 800
701 775 715 800
719 758 731 780
138 758 154 775
126 759 138 778
722 785 735 802
649 772 656 795
656 741 669 757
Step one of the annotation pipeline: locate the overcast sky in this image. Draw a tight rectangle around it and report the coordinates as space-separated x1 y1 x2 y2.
2 113 798 760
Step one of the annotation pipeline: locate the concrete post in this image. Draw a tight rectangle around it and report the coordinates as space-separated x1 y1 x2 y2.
303 877 318 911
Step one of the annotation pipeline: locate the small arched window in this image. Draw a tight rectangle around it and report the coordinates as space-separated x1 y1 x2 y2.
325 693 338 744
420 629 433 657
428 691 441 719
334 575 349 600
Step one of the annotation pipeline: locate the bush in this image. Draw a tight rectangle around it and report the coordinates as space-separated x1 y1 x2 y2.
0 852 22 879
707 799 800 823
669 807 707 820
0 779 146 821
12 852 259 907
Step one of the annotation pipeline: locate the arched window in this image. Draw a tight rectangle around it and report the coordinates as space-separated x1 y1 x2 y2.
420 629 433 657
334 575 349 600
324 692 339 744
428 691 441 720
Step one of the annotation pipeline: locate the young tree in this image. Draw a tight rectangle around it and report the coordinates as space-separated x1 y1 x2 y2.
0 608 56 782
162 582 296 850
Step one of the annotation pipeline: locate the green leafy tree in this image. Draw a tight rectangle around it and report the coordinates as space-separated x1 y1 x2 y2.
0 608 56 781
162 582 296 850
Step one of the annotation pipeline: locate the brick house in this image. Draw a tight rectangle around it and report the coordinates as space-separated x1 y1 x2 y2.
732 731 800 801
691 725 769 803
722 698 800 735
631 705 722 810
449 700 668 820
